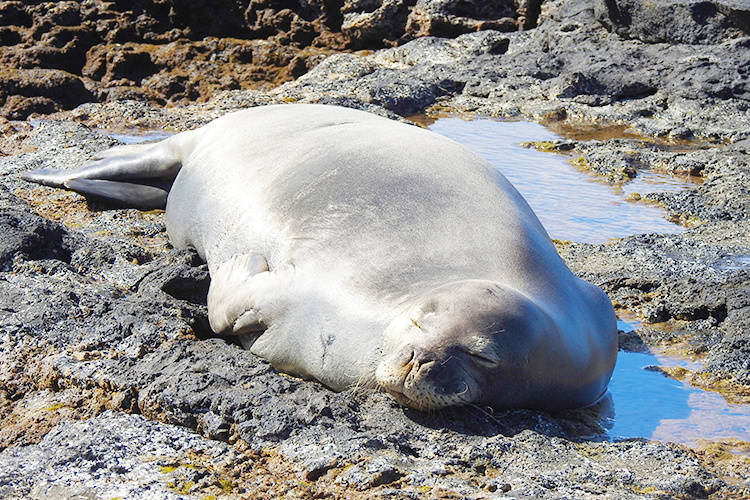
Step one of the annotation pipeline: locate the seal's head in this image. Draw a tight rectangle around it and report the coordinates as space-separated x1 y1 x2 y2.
375 280 556 410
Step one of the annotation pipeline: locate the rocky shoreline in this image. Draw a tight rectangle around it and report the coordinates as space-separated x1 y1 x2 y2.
0 0 539 120
1 0 750 498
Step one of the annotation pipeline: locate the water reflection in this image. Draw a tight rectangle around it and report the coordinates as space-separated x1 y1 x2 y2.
717 255 750 271
427 118 698 243
102 129 174 145
607 320 750 449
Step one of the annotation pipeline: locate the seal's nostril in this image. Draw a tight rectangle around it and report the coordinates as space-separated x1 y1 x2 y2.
412 346 436 364
395 346 438 370
396 348 416 368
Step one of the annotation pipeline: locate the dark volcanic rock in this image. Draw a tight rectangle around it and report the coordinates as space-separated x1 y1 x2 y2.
0 68 93 119
0 26 21 46
596 0 750 45
405 0 520 39
0 2 31 28
0 204 73 271
342 0 531 48
279 0 750 141
0 0 537 119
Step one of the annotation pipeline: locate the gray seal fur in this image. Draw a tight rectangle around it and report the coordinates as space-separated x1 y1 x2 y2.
22 104 618 410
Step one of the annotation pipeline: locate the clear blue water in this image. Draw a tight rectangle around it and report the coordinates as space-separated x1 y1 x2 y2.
604 320 750 447
427 118 697 244
103 130 174 145
718 255 750 271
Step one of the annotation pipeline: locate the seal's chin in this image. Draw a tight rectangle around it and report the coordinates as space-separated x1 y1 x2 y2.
375 345 480 410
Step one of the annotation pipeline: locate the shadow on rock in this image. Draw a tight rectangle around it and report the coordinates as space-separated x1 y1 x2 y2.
401 392 615 442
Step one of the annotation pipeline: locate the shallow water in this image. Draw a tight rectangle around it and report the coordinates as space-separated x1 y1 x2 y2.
103 129 174 145
606 320 750 449
427 118 698 243
718 255 750 271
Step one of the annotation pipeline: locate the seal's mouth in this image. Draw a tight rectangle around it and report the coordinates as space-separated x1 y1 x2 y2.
384 387 434 411
381 380 476 410
375 345 478 410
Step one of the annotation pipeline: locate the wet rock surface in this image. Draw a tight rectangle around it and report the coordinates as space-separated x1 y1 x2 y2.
1 0 750 497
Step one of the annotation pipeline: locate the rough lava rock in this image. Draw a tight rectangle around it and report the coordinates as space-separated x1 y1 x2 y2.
0 0 539 119
595 0 750 45
278 0 750 141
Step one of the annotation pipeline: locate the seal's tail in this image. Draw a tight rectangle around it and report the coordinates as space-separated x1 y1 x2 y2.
21 139 182 210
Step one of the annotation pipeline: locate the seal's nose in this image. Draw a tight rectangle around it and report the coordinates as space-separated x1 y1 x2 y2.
397 346 436 370
376 343 477 410
392 346 415 368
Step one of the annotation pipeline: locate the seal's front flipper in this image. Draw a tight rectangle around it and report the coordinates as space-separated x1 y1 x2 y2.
22 139 182 209
208 253 271 337
64 179 170 210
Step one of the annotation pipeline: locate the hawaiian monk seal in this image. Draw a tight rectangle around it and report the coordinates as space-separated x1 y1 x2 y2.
23 104 618 410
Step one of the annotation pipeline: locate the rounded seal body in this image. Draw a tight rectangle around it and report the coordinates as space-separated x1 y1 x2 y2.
163 104 617 410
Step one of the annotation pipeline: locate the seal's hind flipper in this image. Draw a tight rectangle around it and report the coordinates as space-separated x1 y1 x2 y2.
22 145 180 185
22 139 182 209
22 167 78 188
64 178 169 210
